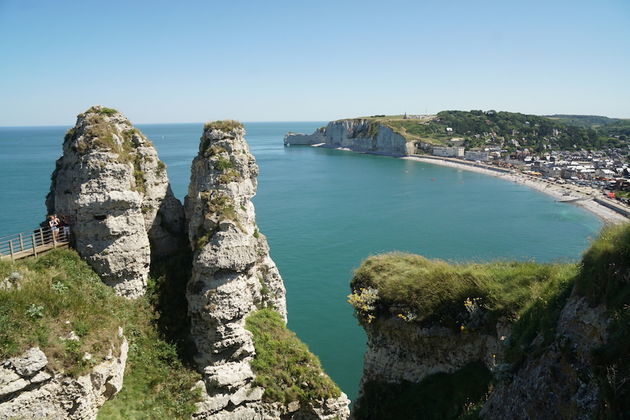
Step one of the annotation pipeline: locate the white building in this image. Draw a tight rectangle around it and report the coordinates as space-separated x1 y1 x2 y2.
464 150 490 161
432 146 464 158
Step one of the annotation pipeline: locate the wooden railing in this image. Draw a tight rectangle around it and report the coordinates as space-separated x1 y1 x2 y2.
0 227 70 261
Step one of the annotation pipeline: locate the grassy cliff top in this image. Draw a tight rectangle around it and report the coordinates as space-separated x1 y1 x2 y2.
203 119 244 132
245 308 342 404
349 253 576 329
0 249 201 418
349 223 630 379
577 223 630 310
350 224 630 328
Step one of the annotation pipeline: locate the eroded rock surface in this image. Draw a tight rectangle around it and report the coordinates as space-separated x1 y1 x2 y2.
354 289 613 419
46 106 184 298
481 292 610 419
0 340 128 420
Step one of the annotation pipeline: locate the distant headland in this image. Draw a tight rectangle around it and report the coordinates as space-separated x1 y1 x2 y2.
284 111 630 223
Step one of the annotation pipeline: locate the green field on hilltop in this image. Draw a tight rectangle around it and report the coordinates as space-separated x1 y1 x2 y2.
341 110 630 151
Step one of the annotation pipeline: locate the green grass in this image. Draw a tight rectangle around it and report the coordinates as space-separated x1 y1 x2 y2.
0 249 125 375
245 308 341 404
350 253 577 332
353 361 492 420
203 120 243 132
81 105 119 117
576 223 630 310
0 249 201 418
156 160 166 174
214 156 234 171
97 106 119 116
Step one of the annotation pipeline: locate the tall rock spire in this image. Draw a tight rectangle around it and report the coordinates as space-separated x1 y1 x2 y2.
185 121 349 419
185 120 287 366
46 105 185 298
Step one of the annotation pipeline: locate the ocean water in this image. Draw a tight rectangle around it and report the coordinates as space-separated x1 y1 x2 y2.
0 122 602 401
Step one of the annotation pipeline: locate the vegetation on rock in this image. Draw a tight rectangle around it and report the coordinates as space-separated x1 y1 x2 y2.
0 249 201 418
349 253 576 336
350 223 630 417
203 119 243 132
575 223 630 417
245 308 341 404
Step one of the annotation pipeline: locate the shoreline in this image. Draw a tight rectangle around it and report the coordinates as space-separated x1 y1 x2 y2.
403 155 628 225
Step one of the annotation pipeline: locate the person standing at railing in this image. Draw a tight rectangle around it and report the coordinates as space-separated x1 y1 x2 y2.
47 214 60 242
58 214 70 240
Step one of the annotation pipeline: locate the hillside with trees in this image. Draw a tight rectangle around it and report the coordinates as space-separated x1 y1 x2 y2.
368 111 630 153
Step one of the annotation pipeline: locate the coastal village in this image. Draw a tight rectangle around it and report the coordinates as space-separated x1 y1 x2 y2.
396 112 630 210
417 139 630 204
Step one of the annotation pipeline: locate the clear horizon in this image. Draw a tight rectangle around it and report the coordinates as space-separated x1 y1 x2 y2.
1 111 629 129
1 0 629 126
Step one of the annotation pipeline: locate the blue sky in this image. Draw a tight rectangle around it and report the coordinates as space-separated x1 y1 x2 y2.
1 0 629 125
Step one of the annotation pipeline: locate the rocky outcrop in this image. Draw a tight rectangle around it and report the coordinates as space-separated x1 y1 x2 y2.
353 279 615 419
185 121 349 419
359 317 503 388
284 119 414 156
46 106 185 298
283 128 325 145
481 292 609 419
0 339 128 420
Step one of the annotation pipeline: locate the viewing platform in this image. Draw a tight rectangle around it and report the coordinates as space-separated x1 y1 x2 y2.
0 227 70 261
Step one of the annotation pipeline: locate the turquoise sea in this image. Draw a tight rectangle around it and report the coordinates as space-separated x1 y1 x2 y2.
0 122 602 401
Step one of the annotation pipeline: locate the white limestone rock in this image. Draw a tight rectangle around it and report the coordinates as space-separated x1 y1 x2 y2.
0 339 127 420
46 105 184 298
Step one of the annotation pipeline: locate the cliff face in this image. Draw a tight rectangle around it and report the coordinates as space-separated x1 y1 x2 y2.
284 119 414 156
0 341 128 420
350 225 629 419
185 121 348 419
46 106 185 298
355 293 608 419
360 318 503 388
481 292 609 419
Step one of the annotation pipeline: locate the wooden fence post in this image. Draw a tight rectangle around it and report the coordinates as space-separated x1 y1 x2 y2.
9 241 14 261
19 233 24 252
39 228 44 247
32 232 37 257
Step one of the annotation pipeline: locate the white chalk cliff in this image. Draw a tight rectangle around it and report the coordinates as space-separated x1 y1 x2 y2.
284 119 415 156
0 339 128 420
46 106 185 298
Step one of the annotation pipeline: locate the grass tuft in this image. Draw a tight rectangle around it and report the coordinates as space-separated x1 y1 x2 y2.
203 120 243 132
245 308 341 404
